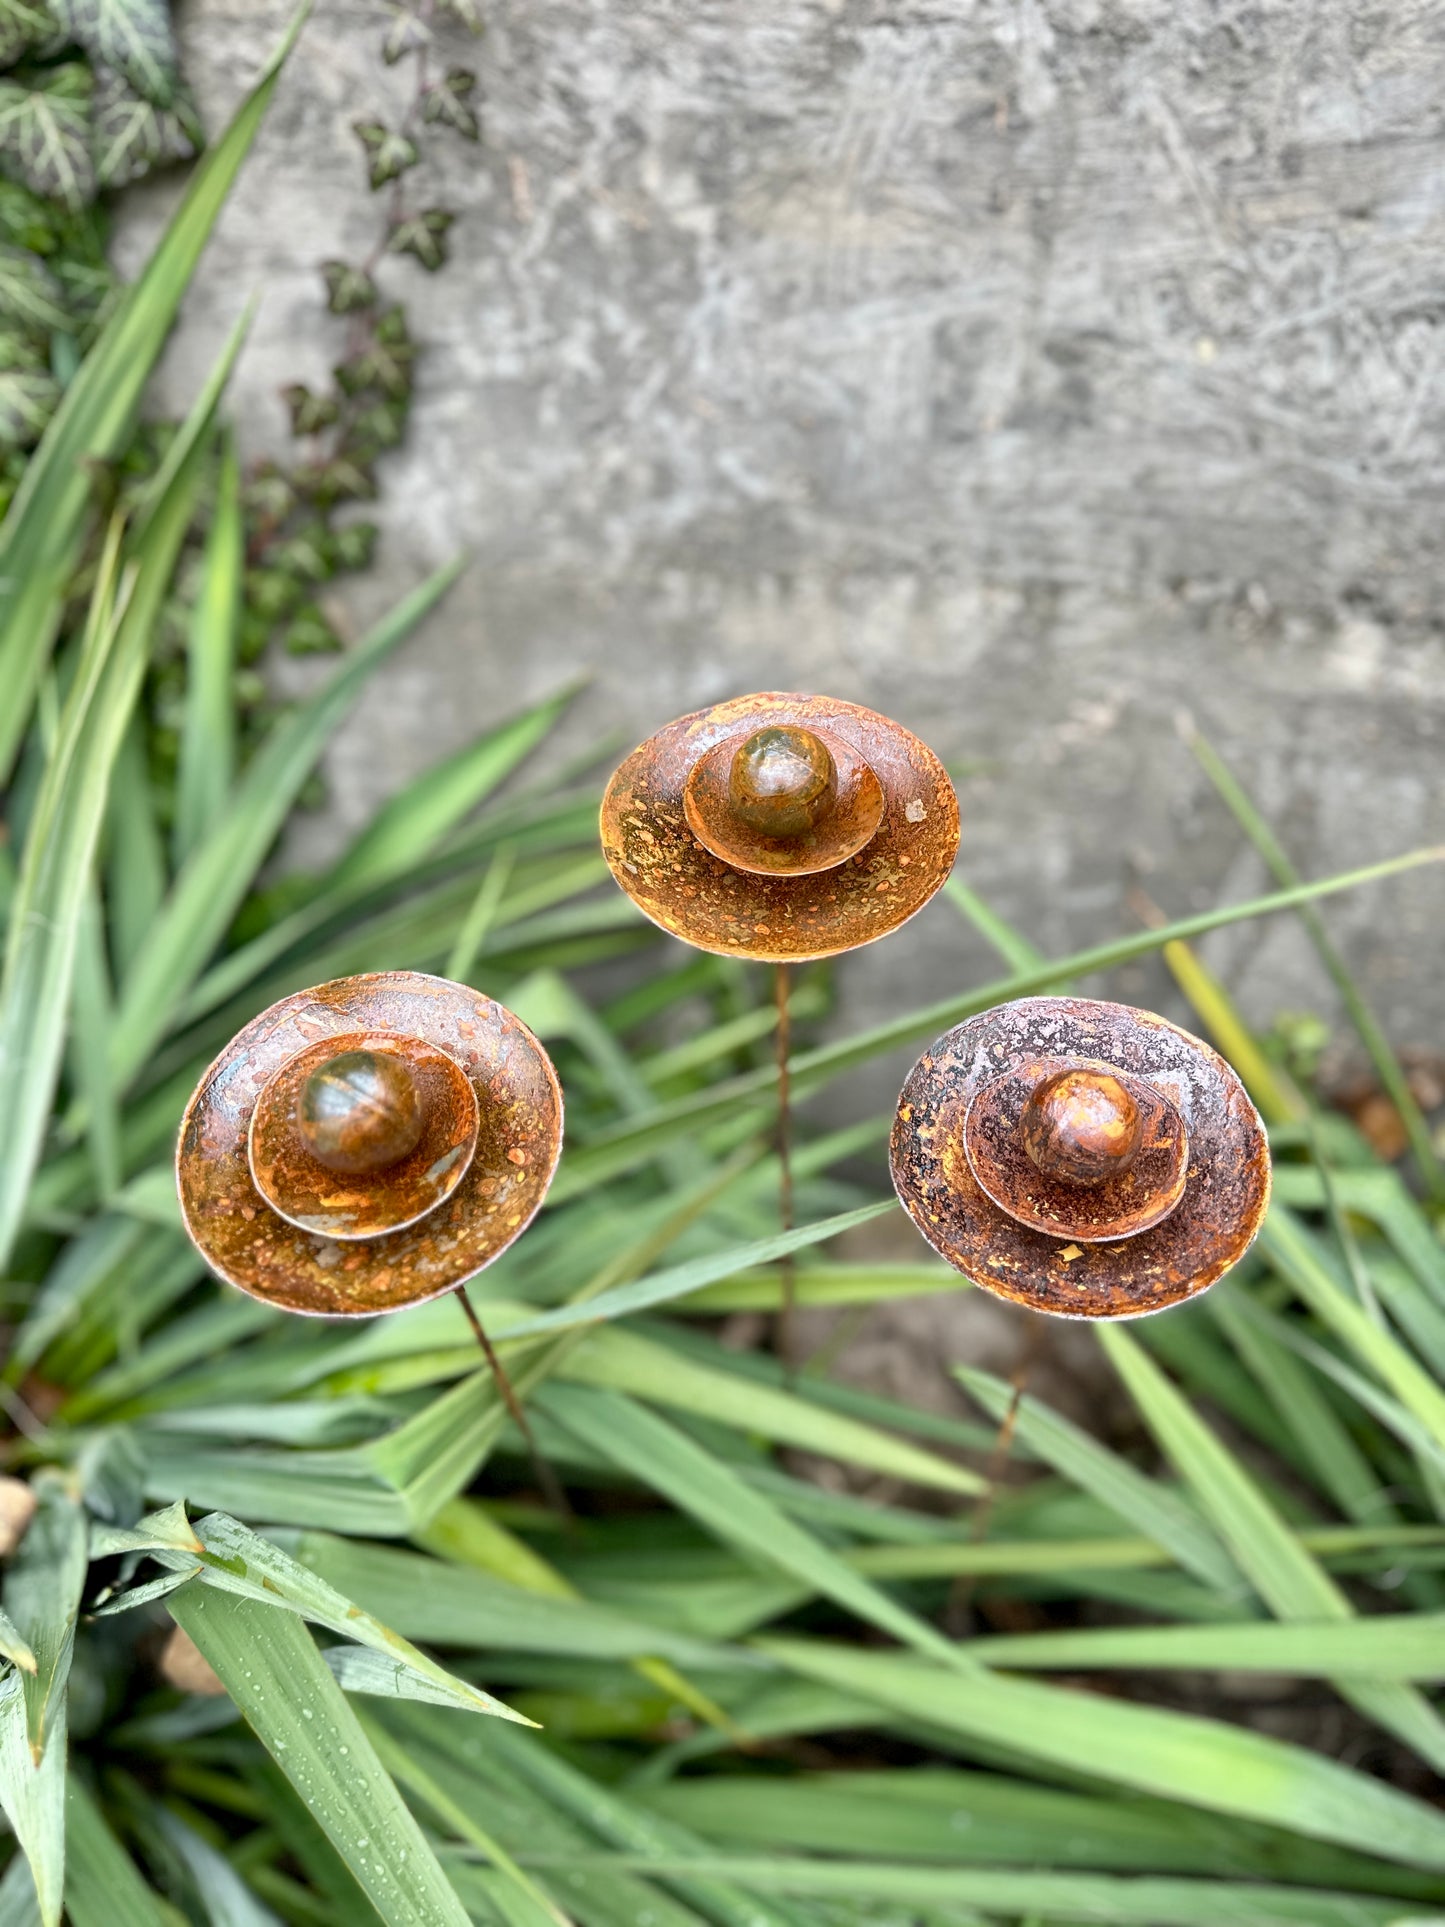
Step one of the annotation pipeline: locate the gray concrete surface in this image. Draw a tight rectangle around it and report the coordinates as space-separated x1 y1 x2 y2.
120 0 1445 1118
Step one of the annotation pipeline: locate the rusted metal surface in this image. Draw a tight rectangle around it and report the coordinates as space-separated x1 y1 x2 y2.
684 722 885 876
295 1047 426 1174
178 972 563 1317
964 1057 1189 1243
247 1032 480 1241
891 996 1270 1319
602 692 959 962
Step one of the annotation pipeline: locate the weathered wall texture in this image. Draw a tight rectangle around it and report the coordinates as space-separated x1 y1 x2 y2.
121 1 1445 1117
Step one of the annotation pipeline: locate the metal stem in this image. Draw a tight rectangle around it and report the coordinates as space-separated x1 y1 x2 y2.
454 1285 570 1519
775 961 797 1373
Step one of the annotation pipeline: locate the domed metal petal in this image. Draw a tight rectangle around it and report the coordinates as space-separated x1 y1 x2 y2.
178 971 563 1317
890 996 1271 1319
963 1056 1189 1243
247 1031 480 1241
601 692 959 962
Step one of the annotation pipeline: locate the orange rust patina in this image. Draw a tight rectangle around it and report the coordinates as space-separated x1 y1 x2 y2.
601 692 959 962
177 971 562 1317
891 996 1270 1318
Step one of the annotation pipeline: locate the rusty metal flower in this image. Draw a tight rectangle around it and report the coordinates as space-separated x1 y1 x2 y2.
178 970 563 1318
890 996 1271 1318
600 692 960 963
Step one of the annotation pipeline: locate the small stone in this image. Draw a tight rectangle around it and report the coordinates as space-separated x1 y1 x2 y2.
159 1626 227 1697
0 1478 36 1558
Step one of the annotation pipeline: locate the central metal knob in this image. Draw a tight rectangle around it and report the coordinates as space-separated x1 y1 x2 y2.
1020 1067 1143 1188
728 726 837 838
296 1049 425 1175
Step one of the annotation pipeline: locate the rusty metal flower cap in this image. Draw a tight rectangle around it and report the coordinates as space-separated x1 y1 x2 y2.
601 692 960 963
890 996 1271 1319
177 971 563 1317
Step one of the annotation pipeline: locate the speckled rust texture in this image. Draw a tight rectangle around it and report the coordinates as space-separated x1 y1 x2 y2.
247 1031 480 1242
683 723 885 876
891 997 1270 1319
964 1057 1188 1243
601 692 959 962
178 973 563 1317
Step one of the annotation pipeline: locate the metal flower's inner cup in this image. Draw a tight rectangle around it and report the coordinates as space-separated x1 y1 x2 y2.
296 1047 426 1175
728 726 837 838
1020 1066 1143 1189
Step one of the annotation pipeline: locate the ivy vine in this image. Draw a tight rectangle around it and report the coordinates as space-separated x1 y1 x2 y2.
239 0 481 671
0 0 199 507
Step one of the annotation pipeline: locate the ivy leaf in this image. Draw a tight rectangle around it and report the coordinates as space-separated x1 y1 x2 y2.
334 336 413 401
0 178 55 250
0 363 56 445
91 65 201 189
381 5 430 64
49 0 177 105
243 566 302 624
292 453 377 506
242 460 297 527
348 398 406 453
281 381 339 436
0 63 95 209
388 205 454 271
283 601 343 655
423 67 479 141
332 520 378 571
422 67 478 140
0 1 60 71
0 241 66 329
437 0 483 32
320 258 375 315
352 116 417 190
271 522 335 581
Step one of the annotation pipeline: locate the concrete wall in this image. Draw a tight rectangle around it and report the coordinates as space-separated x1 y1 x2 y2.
121 0 1445 1114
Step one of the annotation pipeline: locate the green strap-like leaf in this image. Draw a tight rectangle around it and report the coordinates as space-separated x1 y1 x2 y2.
109 553 466 1089
165 1583 471 1927
0 4 304 780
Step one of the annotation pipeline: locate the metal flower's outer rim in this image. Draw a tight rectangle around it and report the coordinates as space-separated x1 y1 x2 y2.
601 692 960 963
177 971 564 1319
681 722 886 877
246 1030 482 1243
962 1056 1190 1244
890 995 1272 1320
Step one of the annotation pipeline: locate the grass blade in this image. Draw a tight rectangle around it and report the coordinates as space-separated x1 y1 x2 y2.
329 684 578 894
1097 1322 1445 1773
758 1636 1445 1870
544 1384 968 1671
0 523 132 1273
110 555 466 1088
173 429 241 866
165 1583 471 1927
0 9 306 779
568 844 1445 1187
1189 724 1445 1200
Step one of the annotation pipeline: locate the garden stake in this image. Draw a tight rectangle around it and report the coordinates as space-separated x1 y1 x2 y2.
602 692 960 1364
774 959 797 1366
891 995 1271 1318
177 969 567 1505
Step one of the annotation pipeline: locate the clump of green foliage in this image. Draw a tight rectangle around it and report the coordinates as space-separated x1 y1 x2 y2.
2 17 1445 1927
0 0 200 509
